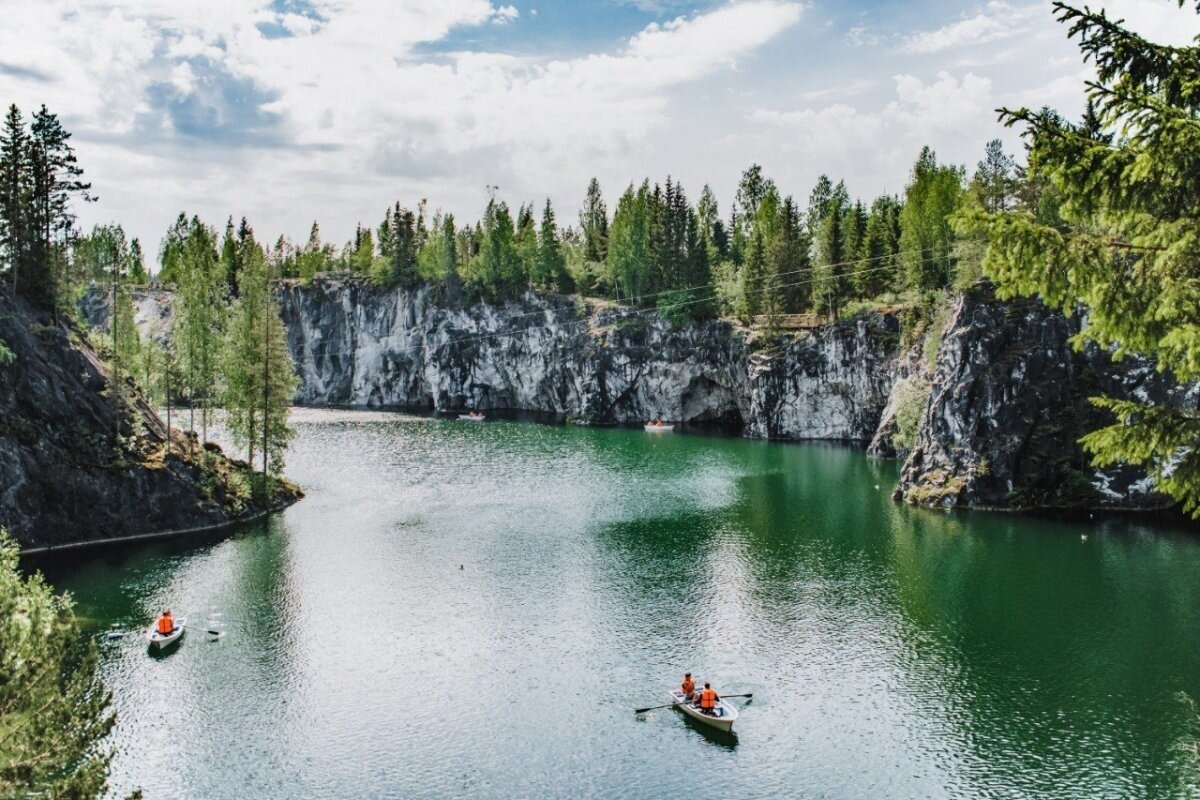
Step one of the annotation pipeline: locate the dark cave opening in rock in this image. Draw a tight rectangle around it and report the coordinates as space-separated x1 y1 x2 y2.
680 376 744 431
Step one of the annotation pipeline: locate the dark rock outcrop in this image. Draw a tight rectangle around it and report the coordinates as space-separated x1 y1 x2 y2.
0 296 299 549
893 288 1194 510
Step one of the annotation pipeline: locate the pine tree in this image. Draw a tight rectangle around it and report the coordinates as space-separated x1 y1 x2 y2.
967 0 1200 515
0 105 30 297
441 213 462 300
537 199 568 292
220 217 239 292
128 237 148 284
768 197 810 313
860 195 902 296
742 228 767 319
812 207 844 319
22 106 91 308
580 177 608 264
515 203 539 287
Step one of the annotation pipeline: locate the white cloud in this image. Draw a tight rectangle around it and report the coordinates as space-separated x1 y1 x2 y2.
0 0 804 249
749 71 997 192
492 5 520 25
1092 0 1200 45
903 1 1035 54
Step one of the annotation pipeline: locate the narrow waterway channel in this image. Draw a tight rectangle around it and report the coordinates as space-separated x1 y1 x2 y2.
31 408 1200 799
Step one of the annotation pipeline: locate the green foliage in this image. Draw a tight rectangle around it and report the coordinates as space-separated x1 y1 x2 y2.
657 288 699 328
580 178 608 264
607 183 650 303
221 240 298 486
168 214 225 441
971 1 1200 515
891 375 932 453
0 104 92 309
899 146 963 293
0 336 13 366
0 529 117 798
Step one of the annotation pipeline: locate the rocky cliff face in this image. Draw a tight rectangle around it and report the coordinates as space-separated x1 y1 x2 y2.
274 279 900 439
0 296 298 549
88 280 1187 513
79 284 174 345
893 288 1194 511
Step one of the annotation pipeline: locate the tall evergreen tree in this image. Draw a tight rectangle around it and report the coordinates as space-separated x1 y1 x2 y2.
537 199 569 292
580 177 608 263
742 228 767 318
860 195 902 296
28 106 90 307
967 0 1200 515
0 105 30 297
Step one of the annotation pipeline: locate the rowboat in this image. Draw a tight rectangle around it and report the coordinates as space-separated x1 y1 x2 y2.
147 617 186 650
644 423 674 433
459 414 486 421
669 688 738 732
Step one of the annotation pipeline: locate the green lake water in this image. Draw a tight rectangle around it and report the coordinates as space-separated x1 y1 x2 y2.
32 408 1200 798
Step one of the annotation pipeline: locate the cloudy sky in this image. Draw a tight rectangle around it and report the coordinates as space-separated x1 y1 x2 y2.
3 0 1199 256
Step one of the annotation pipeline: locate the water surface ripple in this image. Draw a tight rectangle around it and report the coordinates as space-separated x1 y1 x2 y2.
37 409 1200 799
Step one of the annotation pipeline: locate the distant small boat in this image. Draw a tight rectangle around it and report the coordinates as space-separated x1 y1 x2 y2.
459 413 486 421
669 689 738 732
644 423 674 433
147 617 186 650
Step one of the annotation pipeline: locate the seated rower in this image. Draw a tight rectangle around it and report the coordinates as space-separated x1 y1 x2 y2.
155 609 175 636
698 682 719 715
681 672 696 699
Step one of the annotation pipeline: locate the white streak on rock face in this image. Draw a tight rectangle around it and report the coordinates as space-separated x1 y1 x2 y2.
273 279 902 440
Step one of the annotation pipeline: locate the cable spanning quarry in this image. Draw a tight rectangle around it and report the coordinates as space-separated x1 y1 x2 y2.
286 252 932 361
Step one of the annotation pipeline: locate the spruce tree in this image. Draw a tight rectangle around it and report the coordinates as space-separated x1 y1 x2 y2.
580 178 608 264
0 105 30 297
968 0 1200 515
537 199 568 292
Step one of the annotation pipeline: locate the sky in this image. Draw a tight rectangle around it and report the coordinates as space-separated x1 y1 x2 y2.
3 0 1200 257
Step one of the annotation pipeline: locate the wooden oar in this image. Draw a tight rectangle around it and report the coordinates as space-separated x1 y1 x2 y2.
184 624 224 637
635 692 752 714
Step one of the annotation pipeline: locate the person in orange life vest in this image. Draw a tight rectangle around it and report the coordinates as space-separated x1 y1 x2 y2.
156 609 175 636
698 683 719 715
681 672 696 699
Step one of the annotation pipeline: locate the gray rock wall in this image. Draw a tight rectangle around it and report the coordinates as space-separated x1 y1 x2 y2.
893 288 1195 510
275 279 900 439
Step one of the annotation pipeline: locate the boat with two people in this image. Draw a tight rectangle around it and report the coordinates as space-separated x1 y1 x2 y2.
644 418 674 433
459 411 487 422
668 682 739 732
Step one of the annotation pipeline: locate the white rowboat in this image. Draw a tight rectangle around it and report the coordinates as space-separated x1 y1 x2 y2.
644 424 674 433
669 688 738 732
459 414 486 421
147 617 186 650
